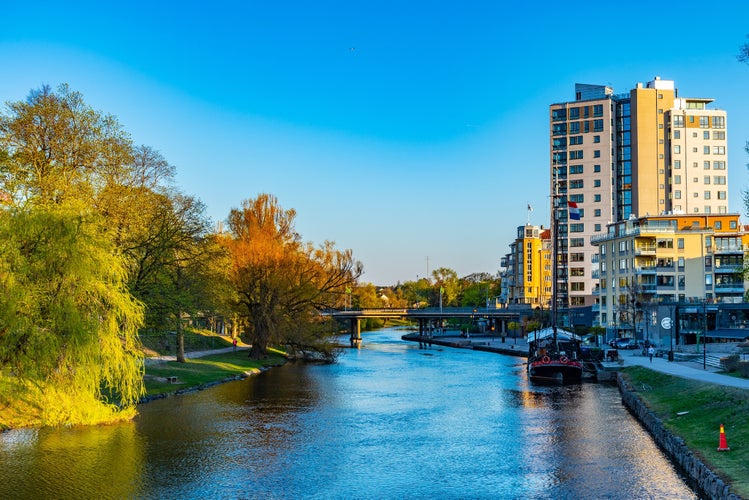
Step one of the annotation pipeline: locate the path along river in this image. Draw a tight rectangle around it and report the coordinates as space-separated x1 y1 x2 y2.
1 327 697 499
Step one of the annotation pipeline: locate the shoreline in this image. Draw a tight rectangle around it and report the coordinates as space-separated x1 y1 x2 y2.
401 331 743 499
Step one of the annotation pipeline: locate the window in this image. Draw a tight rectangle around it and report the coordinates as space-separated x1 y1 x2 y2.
594 165 601 173
677 238 684 249
713 161 726 170
570 223 584 232
571 282 585 292
569 135 583 145
569 107 580 119
570 238 585 247
714 176 726 185
569 194 584 202
674 130 681 139
570 252 585 262
594 209 601 217
704 161 711 170
594 194 602 202
552 109 567 121
594 224 601 231
714 221 722 230
674 175 681 184
704 176 711 184
570 179 584 189
674 160 681 169
593 119 604 131
704 191 711 200
570 165 583 174
712 116 725 129
700 116 709 128
718 191 727 200
713 146 726 155
594 179 601 187
730 220 738 229
674 145 681 154
570 150 583 160
713 131 726 140
593 150 601 158
704 146 710 154
674 190 681 199
570 267 585 277
674 115 684 127
593 104 603 117
704 131 710 139
569 122 580 134
594 135 601 143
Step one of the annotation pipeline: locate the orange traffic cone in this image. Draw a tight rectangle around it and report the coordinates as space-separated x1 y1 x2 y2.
717 423 730 452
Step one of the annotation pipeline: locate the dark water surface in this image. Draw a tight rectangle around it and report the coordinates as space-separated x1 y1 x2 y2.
1 328 696 499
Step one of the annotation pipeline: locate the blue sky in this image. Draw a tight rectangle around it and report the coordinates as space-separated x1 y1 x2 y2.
2 1 749 285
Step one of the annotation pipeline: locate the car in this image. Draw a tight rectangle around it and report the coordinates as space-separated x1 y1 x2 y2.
614 338 638 350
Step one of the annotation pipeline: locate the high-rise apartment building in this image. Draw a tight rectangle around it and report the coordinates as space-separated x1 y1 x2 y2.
548 77 729 318
499 224 552 308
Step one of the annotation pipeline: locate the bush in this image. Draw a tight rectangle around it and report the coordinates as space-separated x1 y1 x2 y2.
739 361 749 378
721 354 740 372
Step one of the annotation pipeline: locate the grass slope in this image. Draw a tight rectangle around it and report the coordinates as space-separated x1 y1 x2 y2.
622 366 749 497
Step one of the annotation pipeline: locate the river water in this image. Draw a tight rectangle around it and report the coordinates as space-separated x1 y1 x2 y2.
1 328 697 499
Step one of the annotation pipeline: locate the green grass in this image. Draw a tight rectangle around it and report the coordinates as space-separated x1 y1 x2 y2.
139 328 233 356
144 348 287 396
621 366 749 497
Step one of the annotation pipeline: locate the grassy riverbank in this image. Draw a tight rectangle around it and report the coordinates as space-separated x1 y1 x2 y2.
144 348 286 397
621 366 749 497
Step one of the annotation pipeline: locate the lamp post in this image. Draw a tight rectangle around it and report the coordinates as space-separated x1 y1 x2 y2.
703 300 707 370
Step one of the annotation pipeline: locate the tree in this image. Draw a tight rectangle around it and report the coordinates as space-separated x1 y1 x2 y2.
0 84 132 208
431 267 459 306
222 194 362 360
738 34 749 64
0 205 144 425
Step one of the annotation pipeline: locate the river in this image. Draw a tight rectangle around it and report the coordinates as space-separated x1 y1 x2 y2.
1 328 697 499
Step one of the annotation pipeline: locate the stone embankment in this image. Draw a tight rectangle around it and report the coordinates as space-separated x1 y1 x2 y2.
617 374 741 500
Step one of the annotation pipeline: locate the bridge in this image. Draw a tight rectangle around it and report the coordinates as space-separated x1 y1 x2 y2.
326 306 535 347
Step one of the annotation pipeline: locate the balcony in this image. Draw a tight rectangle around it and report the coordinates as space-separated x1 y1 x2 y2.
635 266 657 274
715 284 745 294
714 264 743 273
635 245 656 255
714 244 746 255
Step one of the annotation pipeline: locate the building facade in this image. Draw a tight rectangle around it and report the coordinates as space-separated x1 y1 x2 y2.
499 224 552 308
549 77 729 320
592 213 747 340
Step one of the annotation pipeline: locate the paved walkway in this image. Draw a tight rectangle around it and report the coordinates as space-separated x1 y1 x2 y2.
144 346 249 365
619 348 749 389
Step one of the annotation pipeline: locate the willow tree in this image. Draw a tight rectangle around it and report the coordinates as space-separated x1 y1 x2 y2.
0 205 144 426
222 194 362 360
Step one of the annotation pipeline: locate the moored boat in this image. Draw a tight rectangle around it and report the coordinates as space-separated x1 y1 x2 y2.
527 327 584 382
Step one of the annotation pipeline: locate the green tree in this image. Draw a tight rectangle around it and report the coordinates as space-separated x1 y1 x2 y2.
222 194 362 360
0 205 144 425
432 267 459 306
0 84 132 208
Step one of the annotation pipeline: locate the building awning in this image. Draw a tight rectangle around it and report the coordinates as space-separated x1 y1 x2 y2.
705 329 749 340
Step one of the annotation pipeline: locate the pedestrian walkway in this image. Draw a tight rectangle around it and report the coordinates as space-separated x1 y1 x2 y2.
614 349 749 390
144 346 249 365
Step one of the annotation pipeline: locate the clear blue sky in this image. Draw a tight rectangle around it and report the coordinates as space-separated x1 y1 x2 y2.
2 1 749 285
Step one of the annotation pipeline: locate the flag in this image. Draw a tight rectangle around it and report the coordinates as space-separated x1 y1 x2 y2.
527 203 533 212
568 201 581 220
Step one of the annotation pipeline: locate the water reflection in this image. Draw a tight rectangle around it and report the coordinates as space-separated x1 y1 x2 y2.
1 328 696 499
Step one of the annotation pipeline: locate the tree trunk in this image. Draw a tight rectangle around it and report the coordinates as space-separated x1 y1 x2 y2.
176 311 186 363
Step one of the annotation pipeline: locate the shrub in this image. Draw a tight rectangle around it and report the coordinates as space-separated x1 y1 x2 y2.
738 361 749 378
721 354 740 372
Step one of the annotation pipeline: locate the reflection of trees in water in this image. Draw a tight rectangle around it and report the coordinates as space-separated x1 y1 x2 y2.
0 424 144 499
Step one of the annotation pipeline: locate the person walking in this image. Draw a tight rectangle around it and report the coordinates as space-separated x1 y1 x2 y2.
647 345 655 363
